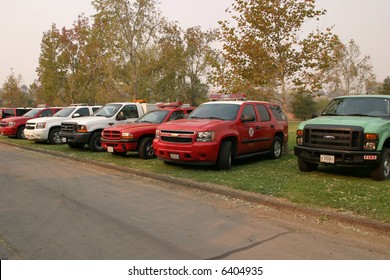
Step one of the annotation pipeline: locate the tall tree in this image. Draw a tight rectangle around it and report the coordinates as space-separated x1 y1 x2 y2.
216 0 339 109
324 39 376 96
1 72 31 107
378 76 390 95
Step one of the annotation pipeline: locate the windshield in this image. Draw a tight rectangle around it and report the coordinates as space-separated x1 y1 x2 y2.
135 110 168 124
94 104 122 117
189 103 240 120
54 107 75 117
322 97 390 117
23 108 41 117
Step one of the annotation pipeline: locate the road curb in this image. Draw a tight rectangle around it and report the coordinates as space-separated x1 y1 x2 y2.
2 141 390 236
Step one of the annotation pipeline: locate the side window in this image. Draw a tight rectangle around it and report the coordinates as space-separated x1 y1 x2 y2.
41 110 53 117
75 107 90 117
92 107 100 113
270 105 287 121
168 111 184 121
241 105 257 122
256 104 271 122
122 105 139 119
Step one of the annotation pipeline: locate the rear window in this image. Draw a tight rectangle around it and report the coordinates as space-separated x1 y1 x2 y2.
270 105 287 121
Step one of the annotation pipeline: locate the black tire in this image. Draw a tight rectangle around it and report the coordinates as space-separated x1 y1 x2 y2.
270 136 283 159
371 148 390 181
138 137 155 159
67 142 85 149
88 131 104 152
16 125 25 139
48 127 62 144
298 157 318 172
217 140 232 170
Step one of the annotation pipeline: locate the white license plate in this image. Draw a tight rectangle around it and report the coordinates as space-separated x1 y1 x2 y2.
107 146 114 153
170 153 180 160
61 137 67 143
320 154 335 164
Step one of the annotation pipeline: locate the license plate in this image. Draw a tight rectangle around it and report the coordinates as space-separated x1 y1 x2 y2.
61 137 67 143
320 154 335 164
170 153 180 160
107 146 114 153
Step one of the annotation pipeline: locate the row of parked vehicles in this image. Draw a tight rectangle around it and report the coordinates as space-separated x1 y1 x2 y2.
2 94 390 180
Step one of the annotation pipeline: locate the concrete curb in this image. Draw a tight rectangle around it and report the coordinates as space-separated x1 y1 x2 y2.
2 140 390 235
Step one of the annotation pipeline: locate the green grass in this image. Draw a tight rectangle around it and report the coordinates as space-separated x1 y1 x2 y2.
1 122 389 223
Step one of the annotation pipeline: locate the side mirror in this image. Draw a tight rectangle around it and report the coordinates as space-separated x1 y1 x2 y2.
241 114 255 122
311 113 319 118
73 113 81 118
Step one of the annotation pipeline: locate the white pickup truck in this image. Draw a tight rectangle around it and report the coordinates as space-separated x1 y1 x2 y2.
59 102 156 152
24 105 101 144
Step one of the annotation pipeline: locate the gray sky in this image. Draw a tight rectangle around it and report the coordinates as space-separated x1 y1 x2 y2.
1 0 389 86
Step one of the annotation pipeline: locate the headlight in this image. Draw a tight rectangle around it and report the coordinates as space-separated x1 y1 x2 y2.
364 133 379 150
196 131 215 142
155 129 160 139
7 121 16 127
296 130 304 146
121 132 133 139
77 125 88 133
36 122 46 129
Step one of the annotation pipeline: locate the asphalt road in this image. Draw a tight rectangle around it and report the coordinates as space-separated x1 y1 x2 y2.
0 143 389 260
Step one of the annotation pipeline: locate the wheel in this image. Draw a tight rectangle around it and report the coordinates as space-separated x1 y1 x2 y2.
88 131 104 152
48 127 62 144
138 137 155 159
297 157 318 172
270 136 283 159
16 125 25 139
67 142 85 149
371 148 390 181
217 140 232 170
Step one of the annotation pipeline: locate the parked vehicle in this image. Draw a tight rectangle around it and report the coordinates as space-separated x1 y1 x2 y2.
294 95 390 181
60 102 157 152
101 102 195 158
0 107 62 139
1 107 32 121
153 98 288 169
24 105 101 144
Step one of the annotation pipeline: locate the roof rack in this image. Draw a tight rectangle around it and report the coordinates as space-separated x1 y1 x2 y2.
209 93 246 101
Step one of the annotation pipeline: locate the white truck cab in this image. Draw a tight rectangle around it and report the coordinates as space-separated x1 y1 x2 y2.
59 102 156 152
24 105 101 144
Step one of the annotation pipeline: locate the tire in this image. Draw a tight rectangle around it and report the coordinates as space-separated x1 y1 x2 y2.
67 142 85 149
138 137 155 159
297 157 318 172
48 127 62 144
217 140 232 170
371 148 390 181
88 131 104 152
16 125 25 139
270 136 283 159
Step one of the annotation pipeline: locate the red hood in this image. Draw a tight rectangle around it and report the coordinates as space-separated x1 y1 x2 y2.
157 118 228 131
1 116 30 123
105 122 160 132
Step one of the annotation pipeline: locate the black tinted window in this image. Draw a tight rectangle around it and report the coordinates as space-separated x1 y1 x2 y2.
75 108 90 117
242 105 257 121
256 104 271 122
270 105 287 121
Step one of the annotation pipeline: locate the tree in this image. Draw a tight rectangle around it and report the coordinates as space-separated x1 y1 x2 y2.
378 76 390 95
215 0 339 109
324 39 376 96
0 72 32 107
290 92 316 120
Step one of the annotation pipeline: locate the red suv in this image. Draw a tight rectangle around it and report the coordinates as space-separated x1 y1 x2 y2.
153 100 288 169
101 102 195 158
0 107 32 121
0 107 62 139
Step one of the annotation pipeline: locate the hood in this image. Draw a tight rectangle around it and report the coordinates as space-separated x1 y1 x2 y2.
27 116 68 124
299 116 389 132
157 118 228 131
66 116 107 125
1 116 28 123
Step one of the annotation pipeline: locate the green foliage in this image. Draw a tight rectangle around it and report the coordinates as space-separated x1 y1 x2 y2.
215 0 339 109
0 72 32 107
378 76 390 95
290 92 316 120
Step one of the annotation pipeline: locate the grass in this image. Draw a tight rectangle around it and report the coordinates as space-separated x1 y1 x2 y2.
1 121 389 223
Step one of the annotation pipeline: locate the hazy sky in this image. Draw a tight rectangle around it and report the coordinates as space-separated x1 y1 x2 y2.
1 0 389 86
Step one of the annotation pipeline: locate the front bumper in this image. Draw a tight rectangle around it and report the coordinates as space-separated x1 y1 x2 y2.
0 127 17 137
153 139 220 165
294 145 381 167
101 138 138 152
59 132 91 144
24 129 49 141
